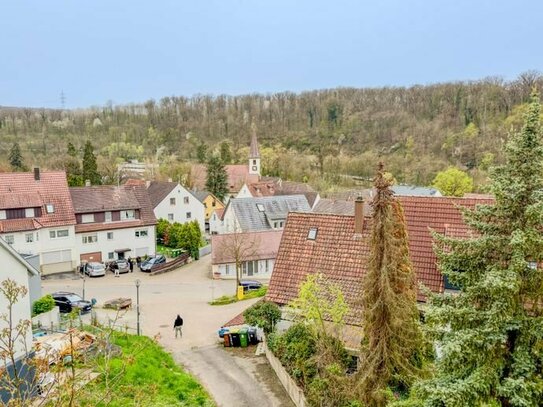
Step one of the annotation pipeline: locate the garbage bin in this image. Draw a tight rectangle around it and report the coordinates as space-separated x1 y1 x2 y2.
223 333 232 347
239 328 249 348
230 329 241 347
248 327 258 345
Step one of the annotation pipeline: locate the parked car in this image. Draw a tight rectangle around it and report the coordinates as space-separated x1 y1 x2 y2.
239 280 263 292
139 255 166 272
83 262 106 277
108 259 130 274
51 292 92 314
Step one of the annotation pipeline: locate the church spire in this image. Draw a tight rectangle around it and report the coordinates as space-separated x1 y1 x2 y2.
249 124 260 158
248 124 261 176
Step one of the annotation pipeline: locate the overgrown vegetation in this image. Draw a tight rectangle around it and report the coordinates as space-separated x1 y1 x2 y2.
32 294 56 316
156 219 203 259
80 334 213 406
1 73 541 192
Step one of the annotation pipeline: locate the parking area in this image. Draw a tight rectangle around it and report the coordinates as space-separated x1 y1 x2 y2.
41 256 292 406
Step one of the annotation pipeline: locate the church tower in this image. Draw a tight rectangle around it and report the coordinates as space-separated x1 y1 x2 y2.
248 126 261 176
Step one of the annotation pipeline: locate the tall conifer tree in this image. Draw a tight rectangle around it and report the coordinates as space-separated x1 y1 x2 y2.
9 143 26 172
82 141 101 185
358 163 423 406
417 92 543 405
205 155 228 201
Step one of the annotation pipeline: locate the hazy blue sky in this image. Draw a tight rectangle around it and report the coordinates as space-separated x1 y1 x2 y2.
2 0 542 108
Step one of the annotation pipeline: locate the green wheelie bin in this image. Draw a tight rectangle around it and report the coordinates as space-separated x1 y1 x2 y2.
239 328 249 348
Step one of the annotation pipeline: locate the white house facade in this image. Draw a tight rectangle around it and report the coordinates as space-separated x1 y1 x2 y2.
147 181 205 231
70 183 157 264
209 208 225 235
0 170 78 276
210 230 282 280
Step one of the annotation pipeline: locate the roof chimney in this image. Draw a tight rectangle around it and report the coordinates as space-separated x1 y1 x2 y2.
33 167 40 181
85 179 91 186
354 196 364 234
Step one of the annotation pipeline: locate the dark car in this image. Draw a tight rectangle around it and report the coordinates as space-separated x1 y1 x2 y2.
139 255 166 272
52 292 92 314
108 259 130 274
240 280 263 292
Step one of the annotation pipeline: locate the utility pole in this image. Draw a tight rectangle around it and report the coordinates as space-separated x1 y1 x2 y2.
60 90 66 109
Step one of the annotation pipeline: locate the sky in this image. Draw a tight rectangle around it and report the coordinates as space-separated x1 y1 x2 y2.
1 0 542 108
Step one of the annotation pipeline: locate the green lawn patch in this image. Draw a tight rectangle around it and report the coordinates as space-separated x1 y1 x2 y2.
81 334 214 406
209 286 267 306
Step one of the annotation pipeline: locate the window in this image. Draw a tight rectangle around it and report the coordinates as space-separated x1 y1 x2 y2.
82 234 98 244
25 233 33 243
50 229 69 239
186 212 191 219
121 210 135 220
46 204 55 214
256 203 265 212
168 213 174 221
107 232 114 240
273 221 278 229
225 264 230 275
135 229 148 238
211 200 216 207
105 211 112 222
25 208 35 218
184 196 189 204
5 235 14 245
81 214 95 223
279 221 284 228
0 210 5 220
170 198 176 205
265 260 269 273
108 252 115 260
308 228 318 240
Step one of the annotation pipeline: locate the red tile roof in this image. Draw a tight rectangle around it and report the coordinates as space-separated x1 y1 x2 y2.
191 164 260 193
211 230 283 264
0 171 76 232
266 196 492 326
70 184 157 232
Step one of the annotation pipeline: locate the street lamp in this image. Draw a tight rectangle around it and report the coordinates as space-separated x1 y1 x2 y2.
135 279 141 336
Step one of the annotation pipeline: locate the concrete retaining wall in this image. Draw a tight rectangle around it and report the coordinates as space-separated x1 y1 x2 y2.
199 244 211 258
32 307 60 330
263 340 307 407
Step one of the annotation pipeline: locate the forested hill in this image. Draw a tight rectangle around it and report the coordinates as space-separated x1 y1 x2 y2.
1 72 541 190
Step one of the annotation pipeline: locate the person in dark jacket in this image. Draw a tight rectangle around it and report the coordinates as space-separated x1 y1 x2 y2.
128 257 134 273
174 315 183 338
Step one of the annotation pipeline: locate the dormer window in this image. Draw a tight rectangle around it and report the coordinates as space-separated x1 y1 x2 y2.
256 203 265 212
308 228 318 240
121 210 135 220
46 204 55 214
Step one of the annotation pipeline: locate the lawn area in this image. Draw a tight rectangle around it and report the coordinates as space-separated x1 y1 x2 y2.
81 334 214 406
209 286 267 305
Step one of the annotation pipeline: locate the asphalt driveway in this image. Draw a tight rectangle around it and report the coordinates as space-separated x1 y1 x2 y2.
41 256 293 406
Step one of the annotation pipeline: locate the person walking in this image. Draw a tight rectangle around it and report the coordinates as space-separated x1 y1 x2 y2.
128 257 134 273
173 315 183 339
114 264 120 277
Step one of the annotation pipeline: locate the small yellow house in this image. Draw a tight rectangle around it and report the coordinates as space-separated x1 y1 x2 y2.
192 190 225 231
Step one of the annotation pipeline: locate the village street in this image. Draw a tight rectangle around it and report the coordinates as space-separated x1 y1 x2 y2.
41 256 293 407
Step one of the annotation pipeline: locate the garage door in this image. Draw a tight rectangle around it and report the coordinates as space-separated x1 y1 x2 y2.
41 249 74 276
80 252 102 263
135 247 149 256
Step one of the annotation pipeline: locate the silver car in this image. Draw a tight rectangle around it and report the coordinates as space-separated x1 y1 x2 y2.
84 262 106 277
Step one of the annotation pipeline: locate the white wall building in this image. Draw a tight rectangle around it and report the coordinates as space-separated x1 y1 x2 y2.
70 183 157 264
211 230 282 280
209 208 225 235
0 170 78 276
147 181 205 231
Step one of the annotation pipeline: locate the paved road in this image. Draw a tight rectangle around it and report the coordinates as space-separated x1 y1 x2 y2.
42 256 293 407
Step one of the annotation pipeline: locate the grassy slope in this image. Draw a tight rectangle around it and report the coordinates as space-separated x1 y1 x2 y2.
82 334 214 406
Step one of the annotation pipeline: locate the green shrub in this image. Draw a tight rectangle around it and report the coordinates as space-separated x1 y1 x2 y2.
243 301 281 334
32 294 56 316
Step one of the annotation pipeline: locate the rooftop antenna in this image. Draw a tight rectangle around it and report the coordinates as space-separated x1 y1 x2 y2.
60 90 66 109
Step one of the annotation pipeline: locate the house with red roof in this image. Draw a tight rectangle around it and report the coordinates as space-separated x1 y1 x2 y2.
266 195 492 349
70 183 157 264
211 230 283 280
0 169 78 275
